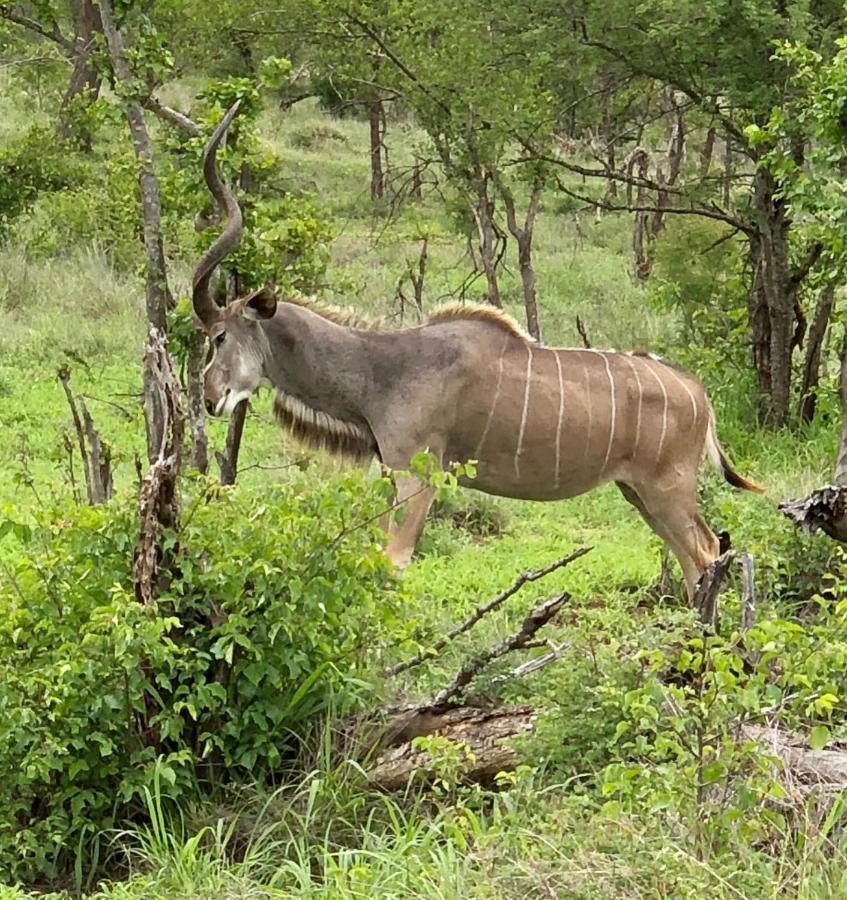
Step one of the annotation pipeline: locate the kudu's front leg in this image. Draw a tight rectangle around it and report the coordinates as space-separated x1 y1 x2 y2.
383 474 436 569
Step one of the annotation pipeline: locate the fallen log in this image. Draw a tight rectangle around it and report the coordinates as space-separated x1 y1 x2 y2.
744 725 847 792
369 704 536 790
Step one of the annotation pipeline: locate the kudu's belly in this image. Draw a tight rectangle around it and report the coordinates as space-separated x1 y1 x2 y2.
449 444 611 502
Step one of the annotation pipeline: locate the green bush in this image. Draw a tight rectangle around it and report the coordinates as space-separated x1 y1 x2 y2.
13 149 143 269
0 473 396 884
0 126 77 238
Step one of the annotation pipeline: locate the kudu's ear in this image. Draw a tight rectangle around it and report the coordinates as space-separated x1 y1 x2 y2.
243 286 278 321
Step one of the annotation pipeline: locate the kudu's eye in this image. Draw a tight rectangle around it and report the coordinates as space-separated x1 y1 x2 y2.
214 331 226 347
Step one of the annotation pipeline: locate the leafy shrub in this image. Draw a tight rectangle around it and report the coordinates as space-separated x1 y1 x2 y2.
601 608 847 855
0 473 396 883
290 124 350 150
13 149 144 269
647 217 750 393
0 126 77 238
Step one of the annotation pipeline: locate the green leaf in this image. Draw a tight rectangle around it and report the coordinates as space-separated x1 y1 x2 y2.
810 725 831 751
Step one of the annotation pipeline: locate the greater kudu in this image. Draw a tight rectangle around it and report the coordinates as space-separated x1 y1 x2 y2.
193 105 763 599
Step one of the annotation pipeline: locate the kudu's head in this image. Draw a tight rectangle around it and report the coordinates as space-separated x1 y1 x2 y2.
192 101 279 418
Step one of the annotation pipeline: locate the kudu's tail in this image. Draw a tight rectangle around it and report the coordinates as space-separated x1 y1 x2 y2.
704 406 764 494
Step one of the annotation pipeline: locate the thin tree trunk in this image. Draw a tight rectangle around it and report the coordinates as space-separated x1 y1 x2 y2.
501 178 543 342
601 70 617 199
749 167 794 427
628 148 652 280
473 178 502 308
186 332 209 474
650 89 685 241
368 99 385 201
798 283 836 424
58 0 102 151
100 0 181 603
835 338 847 486
700 126 716 179
99 0 170 337
217 403 247 486
722 130 733 209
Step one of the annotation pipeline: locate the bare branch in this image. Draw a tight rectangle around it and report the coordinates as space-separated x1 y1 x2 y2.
382 546 591 678
430 591 572 708
0 4 79 55
142 95 201 136
552 174 753 234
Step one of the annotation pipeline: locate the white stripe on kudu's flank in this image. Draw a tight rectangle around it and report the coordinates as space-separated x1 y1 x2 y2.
641 357 669 463
582 355 593 463
661 363 699 427
554 350 565 489
514 343 534 480
475 334 509 458
600 353 617 475
622 354 644 457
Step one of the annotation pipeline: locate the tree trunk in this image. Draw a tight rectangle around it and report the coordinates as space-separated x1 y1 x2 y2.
628 148 652 280
369 705 536 790
100 0 181 604
53 0 103 147
723 130 733 209
473 178 502 308
368 99 385 201
798 283 835 424
835 332 847 486
748 167 794 427
501 179 543 342
217 403 247 486
601 70 617 199
650 89 685 241
186 331 209 474
700 126 716 179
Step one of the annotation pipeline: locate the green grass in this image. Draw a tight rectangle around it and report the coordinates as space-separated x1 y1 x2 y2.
2 84 846 900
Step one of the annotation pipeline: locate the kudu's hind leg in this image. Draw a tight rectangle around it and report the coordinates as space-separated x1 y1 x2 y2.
620 481 719 601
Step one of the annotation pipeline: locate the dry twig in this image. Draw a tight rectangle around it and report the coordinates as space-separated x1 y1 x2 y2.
382 546 591 677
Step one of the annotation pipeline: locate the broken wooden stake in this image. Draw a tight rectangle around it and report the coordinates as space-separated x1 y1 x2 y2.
693 550 735 628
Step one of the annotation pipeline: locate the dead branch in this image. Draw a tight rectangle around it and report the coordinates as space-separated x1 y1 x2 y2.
57 366 112 504
740 553 756 634
133 328 184 604
142 95 201 136
744 725 847 797
0 5 80 55
383 546 591 678
81 398 113 503
429 591 571 708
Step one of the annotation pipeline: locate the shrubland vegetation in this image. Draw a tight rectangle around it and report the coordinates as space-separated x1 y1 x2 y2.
4 0 847 897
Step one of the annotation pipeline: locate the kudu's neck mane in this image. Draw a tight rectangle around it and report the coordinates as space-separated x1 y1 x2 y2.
282 295 532 341
266 299 532 462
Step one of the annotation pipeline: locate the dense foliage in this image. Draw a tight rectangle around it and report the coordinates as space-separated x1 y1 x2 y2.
0 475 395 882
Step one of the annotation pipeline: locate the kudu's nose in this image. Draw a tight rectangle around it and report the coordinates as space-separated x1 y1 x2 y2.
205 398 216 416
